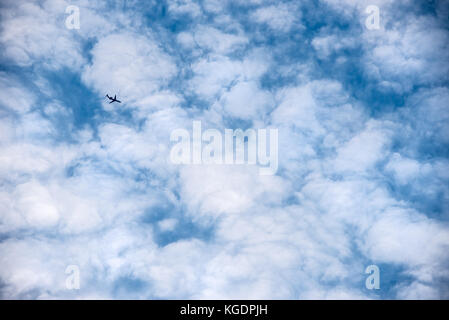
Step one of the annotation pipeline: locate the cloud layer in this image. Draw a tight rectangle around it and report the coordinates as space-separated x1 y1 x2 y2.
0 0 448 299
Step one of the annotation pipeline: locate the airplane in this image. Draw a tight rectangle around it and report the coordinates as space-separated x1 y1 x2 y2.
106 94 121 103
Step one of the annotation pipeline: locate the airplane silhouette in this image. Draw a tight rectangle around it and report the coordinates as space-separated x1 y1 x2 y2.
106 94 121 103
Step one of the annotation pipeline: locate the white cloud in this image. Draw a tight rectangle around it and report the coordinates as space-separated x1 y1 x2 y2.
82 32 177 110
272 85 324 135
333 120 392 174
362 207 449 267
179 165 291 220
362 15 449 92
216 80 274 120
167 0 203 18
14 181 60 228
385 153 430 185
0 0 84 69
312 35 356 59
158 218 178 232
178 26 248 54
250 3 298 32
188 50 270 100
0 0 448 300
0 74 35 114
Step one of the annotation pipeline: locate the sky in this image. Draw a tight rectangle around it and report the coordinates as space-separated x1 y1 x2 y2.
0 0 448 299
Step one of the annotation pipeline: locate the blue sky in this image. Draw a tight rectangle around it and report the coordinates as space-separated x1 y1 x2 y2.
0 0 448 299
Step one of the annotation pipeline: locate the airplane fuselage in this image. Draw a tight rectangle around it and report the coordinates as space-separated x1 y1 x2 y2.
106 94 121 103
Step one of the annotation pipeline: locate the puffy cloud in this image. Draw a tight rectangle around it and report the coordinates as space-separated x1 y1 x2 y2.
167 0 203 18
82 32 178 110
177 26 248 55
216 80 274 120
250 3 298 32
0 0 84 69
358 5 449 92
179 165 291 219
333 120 393 174
188 50 270 100
312 35 357 60
0 74 35 114
385 153 429 185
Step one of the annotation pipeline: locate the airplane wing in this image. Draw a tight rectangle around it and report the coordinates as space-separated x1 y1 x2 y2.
109 100 114 104
116 100 121 103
